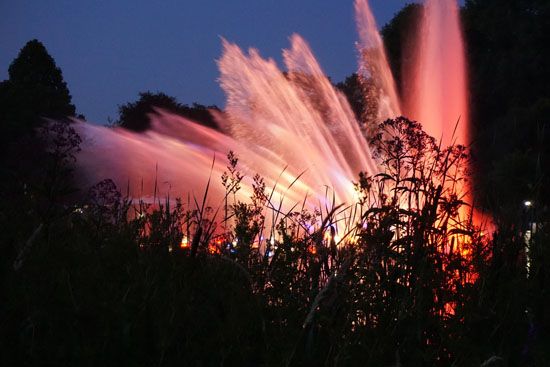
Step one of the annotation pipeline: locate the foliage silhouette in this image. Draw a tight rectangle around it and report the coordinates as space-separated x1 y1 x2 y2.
0 39 76 143
116 91 220 132
2 116 548 366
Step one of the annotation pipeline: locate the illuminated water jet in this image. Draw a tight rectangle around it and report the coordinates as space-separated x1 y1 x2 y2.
76 34 378 208
75 0 475 229
403 0 469 147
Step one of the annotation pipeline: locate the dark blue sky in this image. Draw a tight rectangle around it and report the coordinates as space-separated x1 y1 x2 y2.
1 1 428 123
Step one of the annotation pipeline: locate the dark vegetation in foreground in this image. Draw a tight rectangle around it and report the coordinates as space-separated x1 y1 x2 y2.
1 114 548 366
0 1 549 366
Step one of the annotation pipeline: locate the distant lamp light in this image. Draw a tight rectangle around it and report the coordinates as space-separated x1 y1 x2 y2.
524 200 533 207
180 235 189 249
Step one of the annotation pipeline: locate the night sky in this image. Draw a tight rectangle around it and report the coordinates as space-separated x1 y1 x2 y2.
1 1 438 123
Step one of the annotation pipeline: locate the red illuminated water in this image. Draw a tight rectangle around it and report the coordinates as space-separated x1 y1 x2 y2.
403 0 469 147
76 34 377 208
75 0 473 226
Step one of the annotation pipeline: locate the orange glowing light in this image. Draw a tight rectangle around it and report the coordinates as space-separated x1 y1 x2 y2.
444 302 456 316
207 235 225 254
180 235 189 249
208 243 221 254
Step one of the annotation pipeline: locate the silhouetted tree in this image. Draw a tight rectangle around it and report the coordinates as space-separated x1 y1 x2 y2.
461 2 550 363
380 3 422 99
336 73 366 122
0 38 79 186
117 91 220 132
462 0 550 212
0 40 81 280
0 39 76 142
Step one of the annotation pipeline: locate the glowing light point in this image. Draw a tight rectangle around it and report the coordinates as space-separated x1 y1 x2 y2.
180 235 189 249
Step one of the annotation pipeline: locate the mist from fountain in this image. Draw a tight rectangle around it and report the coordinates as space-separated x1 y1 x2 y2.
75 33 379 209
75 0 471 223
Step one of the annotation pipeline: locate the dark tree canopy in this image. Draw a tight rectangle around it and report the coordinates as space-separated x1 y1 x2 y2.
335 73 365 122
380 3 422 99
0 40 80 215
117 91 219 132
0 39 76 141
462 0 550 212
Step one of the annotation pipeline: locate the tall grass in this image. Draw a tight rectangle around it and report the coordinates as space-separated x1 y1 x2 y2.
1 118 547 366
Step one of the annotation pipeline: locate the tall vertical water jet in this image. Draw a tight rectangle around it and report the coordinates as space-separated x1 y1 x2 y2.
402 0 490 234
404 0 469 147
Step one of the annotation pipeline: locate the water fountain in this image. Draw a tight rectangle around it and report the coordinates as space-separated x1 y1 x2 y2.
75 0 471 227
404 0 469 147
